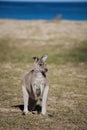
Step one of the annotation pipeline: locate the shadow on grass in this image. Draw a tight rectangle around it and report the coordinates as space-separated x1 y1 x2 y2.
12 98 41 114
11 104 41 114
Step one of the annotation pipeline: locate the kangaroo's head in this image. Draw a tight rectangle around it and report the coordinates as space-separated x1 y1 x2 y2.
33 54 48 73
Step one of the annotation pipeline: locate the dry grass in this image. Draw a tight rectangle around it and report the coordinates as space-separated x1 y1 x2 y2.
0 19 87 130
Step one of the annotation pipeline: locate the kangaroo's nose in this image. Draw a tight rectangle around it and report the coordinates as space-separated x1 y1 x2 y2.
45 68 48 72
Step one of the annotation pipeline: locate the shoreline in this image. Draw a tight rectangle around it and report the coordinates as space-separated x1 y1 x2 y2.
0 18 87 22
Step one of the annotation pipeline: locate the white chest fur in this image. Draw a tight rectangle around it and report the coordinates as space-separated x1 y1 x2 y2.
34 73 45 88
32 72 45 98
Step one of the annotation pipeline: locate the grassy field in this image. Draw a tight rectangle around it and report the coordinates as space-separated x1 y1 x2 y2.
0 20 87 130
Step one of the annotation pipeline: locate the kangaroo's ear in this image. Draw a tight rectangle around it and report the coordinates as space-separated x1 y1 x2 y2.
33 57 39 62
41 54 48 62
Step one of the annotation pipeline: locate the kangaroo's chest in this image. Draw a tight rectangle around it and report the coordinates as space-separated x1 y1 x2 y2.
34 76 45 88
32 74 46 97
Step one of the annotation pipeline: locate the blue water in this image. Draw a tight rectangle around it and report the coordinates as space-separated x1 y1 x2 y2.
0 1 87 21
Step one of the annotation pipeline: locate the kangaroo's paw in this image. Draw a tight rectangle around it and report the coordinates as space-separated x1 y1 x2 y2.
22 110 28 115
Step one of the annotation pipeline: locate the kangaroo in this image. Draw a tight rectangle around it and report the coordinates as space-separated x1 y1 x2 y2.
21 54 49 115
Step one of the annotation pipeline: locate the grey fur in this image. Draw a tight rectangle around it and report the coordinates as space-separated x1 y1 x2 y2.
21 54 49 115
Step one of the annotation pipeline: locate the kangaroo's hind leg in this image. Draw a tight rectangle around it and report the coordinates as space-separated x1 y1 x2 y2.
22 85 29 115
41 85 49 115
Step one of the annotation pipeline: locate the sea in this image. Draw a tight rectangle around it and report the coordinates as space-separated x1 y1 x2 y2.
0 1 87 21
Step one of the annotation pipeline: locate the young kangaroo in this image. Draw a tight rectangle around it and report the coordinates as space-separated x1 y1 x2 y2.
22 54 49 115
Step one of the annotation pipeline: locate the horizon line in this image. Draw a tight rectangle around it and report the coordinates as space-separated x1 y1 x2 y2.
0 1 87 2
0 0 87 2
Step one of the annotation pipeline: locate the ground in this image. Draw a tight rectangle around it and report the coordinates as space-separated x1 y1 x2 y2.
0 19 87 130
